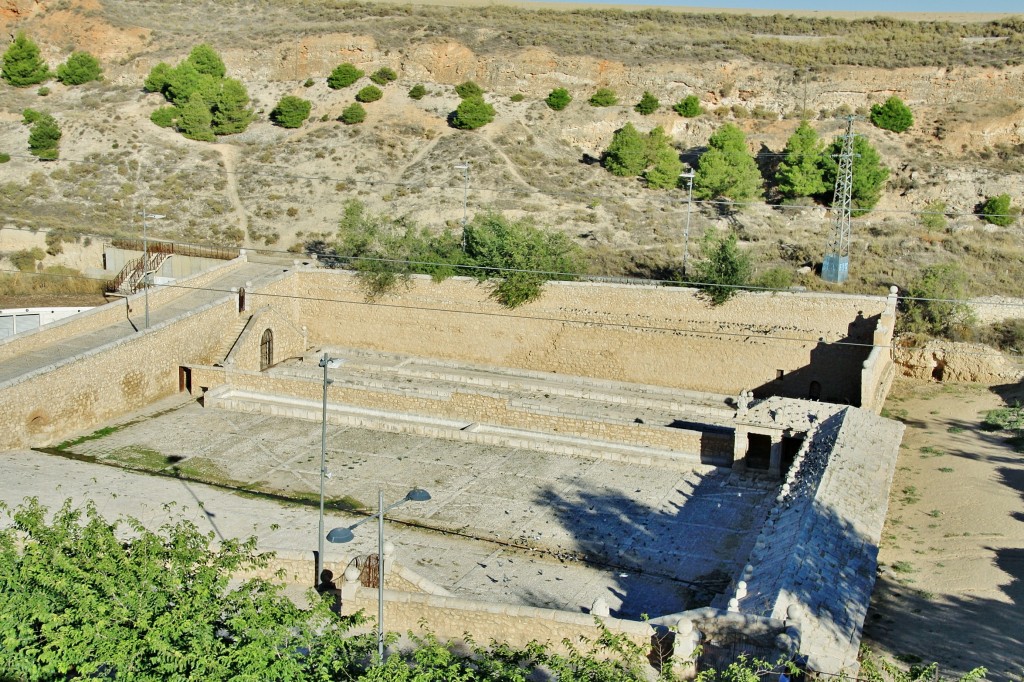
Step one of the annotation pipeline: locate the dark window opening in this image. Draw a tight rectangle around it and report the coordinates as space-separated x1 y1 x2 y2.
808 381 821 400
260 328 274 370
775 369 784 381
746 433 772 470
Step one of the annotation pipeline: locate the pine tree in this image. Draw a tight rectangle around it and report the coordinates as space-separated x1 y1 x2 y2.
340 102 366 125
693 123 763 202
635 91 659 115
821 135 888 214
56 51 102 85
545 88 572 111
775 120 827 199
211 78 254 134
450 96 495 129
644 145 684 189
269 95 311 128
694 231 752 304
2 33 50 87
177 91 215 141
327 63 363 89
602 123 647 177
186 43 226 78
870 96 913 133
28 113 61 160
673 95 702 117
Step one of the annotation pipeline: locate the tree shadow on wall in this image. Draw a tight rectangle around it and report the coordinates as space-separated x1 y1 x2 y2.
533 470 767 620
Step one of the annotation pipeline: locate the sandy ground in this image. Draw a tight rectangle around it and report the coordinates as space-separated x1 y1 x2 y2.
862 377 1024 682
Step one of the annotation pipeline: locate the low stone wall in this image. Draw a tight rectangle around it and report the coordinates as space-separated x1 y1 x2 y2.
894 338 1024 383
0 256 246 365
224 306 308 371
0 296 240 450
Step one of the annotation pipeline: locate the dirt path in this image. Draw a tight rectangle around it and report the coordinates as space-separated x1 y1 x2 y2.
214 143 248 238
862 377 1024 681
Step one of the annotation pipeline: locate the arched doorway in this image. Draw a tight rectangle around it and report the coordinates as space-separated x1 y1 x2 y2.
260 329 273 370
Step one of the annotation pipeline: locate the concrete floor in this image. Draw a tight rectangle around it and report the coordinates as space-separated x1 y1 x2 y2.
4 394 773 619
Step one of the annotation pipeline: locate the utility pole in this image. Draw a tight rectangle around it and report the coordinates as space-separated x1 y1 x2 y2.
822 116 859 284
454 162 469 250
679 170 695 277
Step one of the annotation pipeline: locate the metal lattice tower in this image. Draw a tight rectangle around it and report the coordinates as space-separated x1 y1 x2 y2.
822 116 858 283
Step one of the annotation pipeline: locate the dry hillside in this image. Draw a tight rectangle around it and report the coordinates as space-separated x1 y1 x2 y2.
1 0 1024 296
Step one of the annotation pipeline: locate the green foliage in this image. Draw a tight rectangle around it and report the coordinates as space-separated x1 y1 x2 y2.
975 318 1024 353
0 153 10 163
37 85 49 96
693 123 764 202
645 144 684 189
870 95 914 133
177 91 216 142
920 201 948 230
510 93 525 102
150 105 179 128
899 263 976 339
821 135 888 214
22 108 42 125
340 102 366 124
589 88 617 107
693 231 752 304
56 51 102 85
454 80 484 99
546 87 572 111
757 266 794 289
673 94 702 117
602 123 648 177
0 498 373 681
979 193 1016 226
451 95 495 130
859 648 986 682
1 32 50 87
369 66 398 85
327 62 363 89
270 95 312 128
28 113 61 160
982 403 1023 434
635 90 659 115
356 84 383 103
463 213 583 307
775 120 827 199
9 248 45 272
408 83 427 100
143 46 252 139
186 43 226 78
303 77 315 87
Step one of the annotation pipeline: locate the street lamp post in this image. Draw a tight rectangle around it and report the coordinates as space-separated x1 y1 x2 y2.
680 170 695 278
327 487 431 662
138 210 164 329
454 162 469 250
317 353 344 585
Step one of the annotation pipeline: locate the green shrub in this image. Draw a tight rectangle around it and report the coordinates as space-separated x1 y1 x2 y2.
0 153 10 163
56 51 102 85
545 88 571 111
355 85 383 103
186 44 226 78
269 95 311 128
589 88 617 107
149 106 179 128
36 86 49 96
775 120 827 200
327 63 363 89
644 144 684 189
454 80 483 99
1 32 50 87
673 95 702 117
369 67 397 85
408 83 426 100
510 93 524 102
22 108 42 125
28 113 61 160
635 91 659 115
340 102 366 125
979 194 1016 226
694 123 763 202
450 95 494 130
899 263 976 339
303 77 314 87
920 201 947 230
870 96 914 133
9 248 45 272
757 267 793 289
602 123 647 177
693 231 752 304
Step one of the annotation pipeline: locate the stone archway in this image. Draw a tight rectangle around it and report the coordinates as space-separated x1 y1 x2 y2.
260 328 273 370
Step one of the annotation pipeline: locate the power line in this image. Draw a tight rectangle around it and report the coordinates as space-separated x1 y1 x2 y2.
2 151 1019 222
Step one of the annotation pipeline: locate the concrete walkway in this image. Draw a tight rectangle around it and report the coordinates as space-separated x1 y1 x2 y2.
0 261 281 385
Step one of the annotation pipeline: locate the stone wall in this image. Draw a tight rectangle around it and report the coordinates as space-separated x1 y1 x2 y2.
0 256 246 366
0 296 240 450
248 270 890 406
224 305 308 371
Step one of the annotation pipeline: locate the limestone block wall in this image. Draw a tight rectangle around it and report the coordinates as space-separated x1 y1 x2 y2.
225 306 308 371
248 270 888 406
0 256 246 365
340 585 653 658
189 368 726 459
0 297 239 450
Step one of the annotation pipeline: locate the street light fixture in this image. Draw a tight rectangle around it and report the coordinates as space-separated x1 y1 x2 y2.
679 170 695 278
327 487 431 662
317 352 344 585
139 210 164 330
454 162 470 250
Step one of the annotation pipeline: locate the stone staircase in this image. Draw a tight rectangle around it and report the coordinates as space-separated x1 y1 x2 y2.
213 314 252 366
